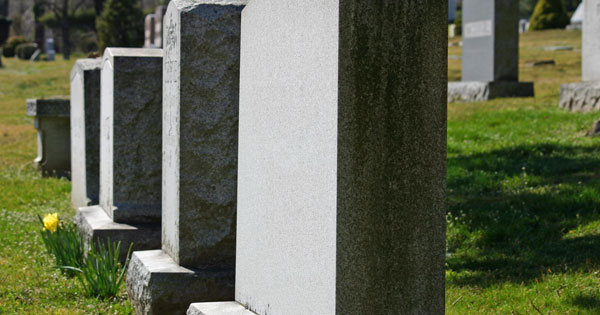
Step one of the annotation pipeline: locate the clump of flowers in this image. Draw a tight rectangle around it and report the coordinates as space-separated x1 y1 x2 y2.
38 213 85 277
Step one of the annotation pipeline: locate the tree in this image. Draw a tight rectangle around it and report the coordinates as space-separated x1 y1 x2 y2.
529 0 570 30
96 0 143 53
38 0 87 60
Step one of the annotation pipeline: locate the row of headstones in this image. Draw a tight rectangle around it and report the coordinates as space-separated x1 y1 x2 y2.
66 0 447 314
143 5 167 49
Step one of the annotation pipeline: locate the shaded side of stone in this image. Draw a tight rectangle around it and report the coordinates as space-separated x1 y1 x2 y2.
126 251 234 315
337 1 447 314
559 81 600 112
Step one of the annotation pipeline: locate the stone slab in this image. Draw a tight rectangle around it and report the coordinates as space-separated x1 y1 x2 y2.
448 81 534 102
75 206 160 262
187 302 254 315
70 58 102 209
126 250 234 315
559 81 600 112
233 1 446 314
100 48 163 224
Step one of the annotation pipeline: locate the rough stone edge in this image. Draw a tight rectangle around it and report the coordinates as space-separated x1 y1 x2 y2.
559 81 600 112
187 302 255 315
126 250 235 315
74 206 161 262
448 81 534 103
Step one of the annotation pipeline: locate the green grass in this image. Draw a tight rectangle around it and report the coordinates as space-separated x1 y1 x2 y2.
0 30 599 314
0 55 133 314
447 29 600 314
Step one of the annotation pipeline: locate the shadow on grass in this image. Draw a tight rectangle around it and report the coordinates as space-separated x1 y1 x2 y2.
447 143 600 286
569 293 600 312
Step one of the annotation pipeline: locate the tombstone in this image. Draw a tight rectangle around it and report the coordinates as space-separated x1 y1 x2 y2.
153 5 167 48
448 0 534 102
144 14 156 48
27 98 70 178
188 0 447 314
126 1 244 313
560 0 600 111
46 38 55 61
566 2 583 30
70 58 101 209
75 48 163 259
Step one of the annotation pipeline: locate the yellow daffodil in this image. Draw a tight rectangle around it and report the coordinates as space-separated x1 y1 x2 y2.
43 213 59 233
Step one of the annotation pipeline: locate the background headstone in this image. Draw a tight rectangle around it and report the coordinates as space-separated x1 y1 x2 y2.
190 0 446 314
46 38 54 61
126 1 245 313
144 14 156 48
26 98 70 178
70 58 101 209
153 5 167 48
76 48 162 260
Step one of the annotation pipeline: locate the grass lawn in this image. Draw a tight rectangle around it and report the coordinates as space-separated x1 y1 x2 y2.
0 29 599 314
0 55 133 314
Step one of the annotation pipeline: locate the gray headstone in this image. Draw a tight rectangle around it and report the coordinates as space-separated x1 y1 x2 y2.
70 58 102 209
583 0 600 81
126 2 245 313
26 98 70 178
144 14 156 48
231 0 445 314
462 0 519 82
99 48 163 224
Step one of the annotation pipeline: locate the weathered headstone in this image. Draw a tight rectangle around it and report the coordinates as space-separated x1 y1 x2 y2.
126 1 244 314
153 5 167 48
560 0 600 111
189 0 447 314
448 0 533 102
46 38 55 61
27 98 70 178
70 58 101 209
144 14 156 48
75 48 163 259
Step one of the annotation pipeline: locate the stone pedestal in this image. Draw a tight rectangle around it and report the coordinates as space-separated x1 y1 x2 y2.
70 58 102 209
559 0 600 111
449 0 533 102
126 2 244 314
26 98 70 178
75 48 163 257
190 0 446 314
448 81 534 102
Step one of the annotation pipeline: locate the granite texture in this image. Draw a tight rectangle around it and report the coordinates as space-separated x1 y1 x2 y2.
187 302 254 315
27 98 71 178
27 98 70 117
448 81 534 102
234 0 446 314
462 0 519 82
70 58 102 209
161 0 243 268
126 250 234 315
583 0 600 81
559 81 600 112
100 48 163 224
75 206 161 262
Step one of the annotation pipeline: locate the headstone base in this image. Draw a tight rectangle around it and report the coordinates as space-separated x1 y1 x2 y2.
74 206 160 262
126 250 234 315
559 81 600 112
448 81 534 103
187 302 254 315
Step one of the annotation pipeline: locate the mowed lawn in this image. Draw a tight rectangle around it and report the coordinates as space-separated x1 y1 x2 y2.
0 55 133 314
0 29 599 314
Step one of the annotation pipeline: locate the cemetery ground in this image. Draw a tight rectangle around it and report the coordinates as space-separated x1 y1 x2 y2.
0 29 596 314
